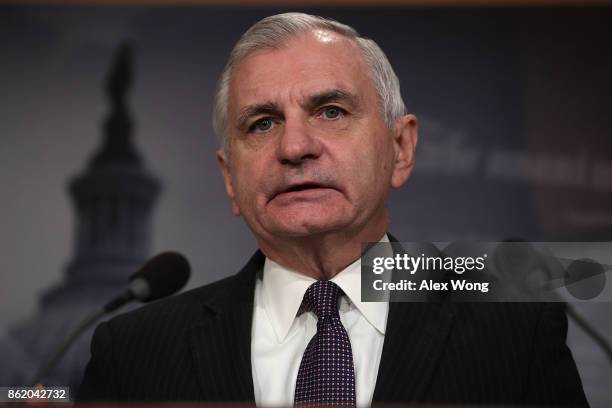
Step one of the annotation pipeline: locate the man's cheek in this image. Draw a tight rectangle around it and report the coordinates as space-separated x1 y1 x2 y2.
233 182 261 213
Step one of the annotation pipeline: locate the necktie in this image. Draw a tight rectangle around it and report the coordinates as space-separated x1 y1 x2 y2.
294 280 357 407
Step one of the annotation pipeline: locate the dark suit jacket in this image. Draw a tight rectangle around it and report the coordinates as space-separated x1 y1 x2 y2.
78 249 588 406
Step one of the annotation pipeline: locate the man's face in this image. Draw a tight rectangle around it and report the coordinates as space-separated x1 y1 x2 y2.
218 30 416 242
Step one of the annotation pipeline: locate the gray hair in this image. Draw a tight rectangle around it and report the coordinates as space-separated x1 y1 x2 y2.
212 12 406 152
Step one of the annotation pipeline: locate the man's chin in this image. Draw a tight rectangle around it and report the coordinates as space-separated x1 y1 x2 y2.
264 215 351 238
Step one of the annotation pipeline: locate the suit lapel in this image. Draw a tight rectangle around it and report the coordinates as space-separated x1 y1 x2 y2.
373 301 454 402
373 235 455 402
189 251 264 402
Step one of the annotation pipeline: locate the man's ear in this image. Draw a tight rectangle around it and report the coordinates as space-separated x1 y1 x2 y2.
390 114 418 189
216 148 241 216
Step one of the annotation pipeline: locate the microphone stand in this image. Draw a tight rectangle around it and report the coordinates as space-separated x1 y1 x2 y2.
566 303 612 365
28 291 135 387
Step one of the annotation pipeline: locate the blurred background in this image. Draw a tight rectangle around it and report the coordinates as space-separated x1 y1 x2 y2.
0 2 611 406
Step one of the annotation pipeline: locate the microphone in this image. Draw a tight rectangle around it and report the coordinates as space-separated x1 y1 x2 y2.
104 252 191 313
29 252 191 386
495 239 612 365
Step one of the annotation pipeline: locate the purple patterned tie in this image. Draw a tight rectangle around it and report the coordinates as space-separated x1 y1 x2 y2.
294 280 356 407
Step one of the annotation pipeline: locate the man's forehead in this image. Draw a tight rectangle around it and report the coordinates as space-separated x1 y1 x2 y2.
228 32 371 113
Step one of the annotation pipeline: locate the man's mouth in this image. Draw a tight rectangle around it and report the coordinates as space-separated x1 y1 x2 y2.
270 181 338 202
283 183 327 193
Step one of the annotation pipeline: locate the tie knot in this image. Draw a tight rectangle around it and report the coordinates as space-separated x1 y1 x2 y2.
301 280 342 318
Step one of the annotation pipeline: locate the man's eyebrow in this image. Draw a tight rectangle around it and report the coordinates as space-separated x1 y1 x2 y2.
236 102 283 130
304 89 360 111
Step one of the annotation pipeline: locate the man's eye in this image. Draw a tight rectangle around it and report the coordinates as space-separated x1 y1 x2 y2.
321 106 344 120
249 118 275 133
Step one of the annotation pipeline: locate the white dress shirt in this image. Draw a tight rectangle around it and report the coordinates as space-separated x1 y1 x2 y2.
251 235 390 407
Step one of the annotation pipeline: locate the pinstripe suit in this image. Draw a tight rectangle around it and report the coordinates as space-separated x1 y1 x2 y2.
78 249 588 406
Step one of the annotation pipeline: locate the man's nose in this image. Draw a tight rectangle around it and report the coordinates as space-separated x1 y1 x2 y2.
276 118 322 166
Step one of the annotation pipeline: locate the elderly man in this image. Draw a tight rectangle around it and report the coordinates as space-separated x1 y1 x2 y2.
79 13 588 407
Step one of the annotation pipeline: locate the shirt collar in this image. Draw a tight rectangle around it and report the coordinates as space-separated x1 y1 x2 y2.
261 234 390 343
